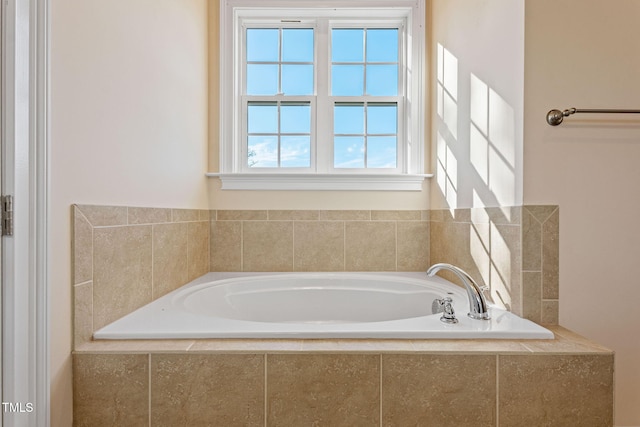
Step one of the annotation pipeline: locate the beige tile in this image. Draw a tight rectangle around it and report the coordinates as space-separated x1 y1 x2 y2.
210 221 242 271
435 208 471 223
521 208 542 271
499 354 613 426
76 339 195 353
319 210 370 221
188 221 210 280
198 209 210 221
152 223 189 299
371 210 422 221
521 329 607 354
420 210 431 221
397 221 429 271
268 210 319 220
541 299 559 325
128 207 171 224
382 354 496 426
93 225 153 330
267 354 379 426
151 354 264 426
294 221 344 271
483 206 522 225
430 221 487 288
73 206 93 284
217 210 268 220
522 271 542 323
548 326 612 352
301 339 414 352
491 223 522 313
523 205 558 223
75 204 128 227
542 208 559 299
243 221 293 271
189 339 304 352
74 282 93 348
410 339 531 353
429 209 444 222
172 208 200 222
345 221 396 271
73 353 149 426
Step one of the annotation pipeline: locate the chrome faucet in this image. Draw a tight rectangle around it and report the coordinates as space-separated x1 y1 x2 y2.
426 263 491 320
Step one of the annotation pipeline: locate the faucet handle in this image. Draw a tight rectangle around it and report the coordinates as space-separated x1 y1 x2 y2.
436 297 458 324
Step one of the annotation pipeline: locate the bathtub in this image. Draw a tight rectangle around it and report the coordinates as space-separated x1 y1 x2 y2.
93 272 553 340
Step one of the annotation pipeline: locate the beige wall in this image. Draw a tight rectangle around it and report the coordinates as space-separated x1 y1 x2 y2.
50 0 209 425
524 1 640 425
430 0 525 210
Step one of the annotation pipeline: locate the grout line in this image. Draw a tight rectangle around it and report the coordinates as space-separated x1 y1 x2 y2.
264 354 268 427
151 224 155 300
496 355 499 427
343 221 347 270
394 221 398 271
291 221 295 271
148 353 152 427
241 221 244 272
379 354 383 427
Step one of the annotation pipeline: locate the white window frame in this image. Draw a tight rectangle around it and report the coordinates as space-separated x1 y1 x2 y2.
213 0 429 191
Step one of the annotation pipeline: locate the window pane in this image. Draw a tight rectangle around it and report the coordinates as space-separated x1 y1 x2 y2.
282 29 314 62
334 136 364 168
281 136 311 167
248 103 278 134
367 104 397 134
247 64 279 95
332 29 363 62
332 65 364 96
248 136 278 167
367 136 397 168
281 104 311 134
366 65 398 96
247 29 279 62
366 29 398 62
334 104 364 135
282 65 314 95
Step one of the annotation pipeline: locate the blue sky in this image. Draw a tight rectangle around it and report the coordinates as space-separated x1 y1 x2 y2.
246 28 398 168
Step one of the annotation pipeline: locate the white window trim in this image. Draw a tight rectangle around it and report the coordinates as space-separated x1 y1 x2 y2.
216 0 430 190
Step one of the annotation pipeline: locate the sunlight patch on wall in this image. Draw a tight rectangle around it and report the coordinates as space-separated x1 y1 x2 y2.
468 73 516 220
437 43 459 139
436 132 458 210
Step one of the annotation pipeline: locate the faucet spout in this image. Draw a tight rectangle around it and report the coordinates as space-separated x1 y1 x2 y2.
426 263 490 320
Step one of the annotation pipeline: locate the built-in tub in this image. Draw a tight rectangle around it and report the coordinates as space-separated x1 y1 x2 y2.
94 272 553 340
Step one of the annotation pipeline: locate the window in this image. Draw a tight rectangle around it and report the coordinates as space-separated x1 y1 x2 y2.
216 1 427 190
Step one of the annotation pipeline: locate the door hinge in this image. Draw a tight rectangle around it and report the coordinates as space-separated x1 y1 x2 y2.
2 195 14 236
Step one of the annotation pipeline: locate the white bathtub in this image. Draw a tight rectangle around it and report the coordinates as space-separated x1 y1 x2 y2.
93 272 554 339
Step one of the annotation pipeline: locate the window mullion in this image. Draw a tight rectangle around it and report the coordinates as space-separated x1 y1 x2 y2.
316 18 331 173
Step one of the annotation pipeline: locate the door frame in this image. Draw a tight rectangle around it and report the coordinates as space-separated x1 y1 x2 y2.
1 0 49 425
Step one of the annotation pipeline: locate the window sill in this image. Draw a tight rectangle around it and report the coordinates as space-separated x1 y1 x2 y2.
206 173 432 191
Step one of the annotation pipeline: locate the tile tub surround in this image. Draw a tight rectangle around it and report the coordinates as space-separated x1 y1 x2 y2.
429 205 559 324
210 206 559 324
73 205 559 349
209 209 431 272
73 326 614 426
72 205 211 347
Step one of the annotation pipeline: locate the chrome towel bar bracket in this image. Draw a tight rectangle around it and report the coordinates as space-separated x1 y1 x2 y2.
546 108 640 126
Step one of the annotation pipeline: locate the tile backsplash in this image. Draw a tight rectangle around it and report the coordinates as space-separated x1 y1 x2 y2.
72 205 559 347
209 210 430 272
